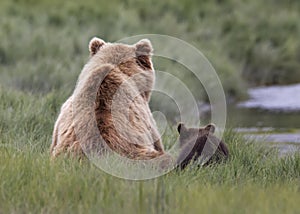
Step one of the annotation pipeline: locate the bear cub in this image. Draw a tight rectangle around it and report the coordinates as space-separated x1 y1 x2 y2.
176 123 229 170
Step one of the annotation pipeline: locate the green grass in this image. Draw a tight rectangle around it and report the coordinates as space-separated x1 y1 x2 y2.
0 151 299 214
0 88 299 213
1 0 300 213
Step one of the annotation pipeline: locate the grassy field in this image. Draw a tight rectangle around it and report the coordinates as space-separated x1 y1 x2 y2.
0 88 299 213
0 0 300 213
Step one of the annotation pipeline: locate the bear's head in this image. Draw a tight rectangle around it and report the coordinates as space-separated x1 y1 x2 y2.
177 123 229 170
88 37 154 101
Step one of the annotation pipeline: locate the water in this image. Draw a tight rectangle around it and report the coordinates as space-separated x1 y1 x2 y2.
238 83 300 111
230 83 300 155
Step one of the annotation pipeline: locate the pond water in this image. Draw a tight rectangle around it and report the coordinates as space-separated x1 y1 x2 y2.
229 83 300 156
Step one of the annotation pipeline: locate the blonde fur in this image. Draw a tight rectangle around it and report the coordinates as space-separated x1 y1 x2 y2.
50 38 166 160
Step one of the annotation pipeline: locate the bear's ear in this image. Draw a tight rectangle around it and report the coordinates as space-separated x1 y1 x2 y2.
204 123 216 133
177 123 186 133
135 39 153 56
89 37 105 56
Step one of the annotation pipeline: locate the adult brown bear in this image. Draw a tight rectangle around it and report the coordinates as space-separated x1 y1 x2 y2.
50 38 167 160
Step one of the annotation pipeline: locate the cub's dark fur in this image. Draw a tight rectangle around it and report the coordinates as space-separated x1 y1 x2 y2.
177 123 229 170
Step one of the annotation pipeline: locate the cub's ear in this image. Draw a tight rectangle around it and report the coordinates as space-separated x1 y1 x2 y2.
89 37 105 56
177 123 186 133
204 123 216 133
135 39 153 56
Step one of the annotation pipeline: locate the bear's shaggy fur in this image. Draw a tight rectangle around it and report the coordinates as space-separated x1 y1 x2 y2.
50 37 166 160
176 123 229 170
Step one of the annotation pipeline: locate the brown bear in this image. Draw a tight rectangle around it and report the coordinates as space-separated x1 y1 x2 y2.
176 123 229 170
50 37 167 160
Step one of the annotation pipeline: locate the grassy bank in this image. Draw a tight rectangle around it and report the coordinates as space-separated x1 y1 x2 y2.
0 88 299 213
0 150 299 213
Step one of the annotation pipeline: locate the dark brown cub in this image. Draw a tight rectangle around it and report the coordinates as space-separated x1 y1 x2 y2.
177 123 229 170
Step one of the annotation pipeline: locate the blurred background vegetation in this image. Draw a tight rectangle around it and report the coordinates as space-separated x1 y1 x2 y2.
0 0 300 101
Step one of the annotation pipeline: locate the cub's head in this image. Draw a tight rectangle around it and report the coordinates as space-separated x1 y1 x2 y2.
177 123 229 170
88 37 154 99
177 123 216 148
